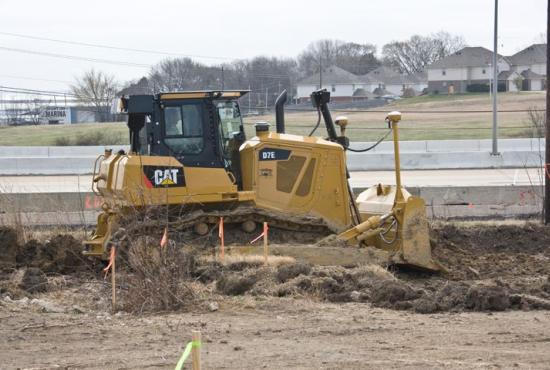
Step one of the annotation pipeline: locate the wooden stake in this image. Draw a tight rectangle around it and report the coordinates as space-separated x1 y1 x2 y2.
192 330 201 370
111 247 116 312
219 217 225 263
263 222 268 265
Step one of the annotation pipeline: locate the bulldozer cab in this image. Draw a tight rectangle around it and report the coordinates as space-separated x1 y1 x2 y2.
119 91 249 187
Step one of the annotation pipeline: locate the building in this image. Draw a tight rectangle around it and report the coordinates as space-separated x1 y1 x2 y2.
296 65 427 102
366 66 427 96
427 47 510 93
296 66 367 102
427 44 546 93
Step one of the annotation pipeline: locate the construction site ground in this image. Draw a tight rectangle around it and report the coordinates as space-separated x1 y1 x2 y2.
1 220 550 369
3 298 550 369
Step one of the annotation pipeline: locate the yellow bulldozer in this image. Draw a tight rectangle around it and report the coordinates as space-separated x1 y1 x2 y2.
84 89 442 272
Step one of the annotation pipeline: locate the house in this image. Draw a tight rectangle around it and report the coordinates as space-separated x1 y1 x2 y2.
427 47 510 93
427 44 546 93
366 66 427 96
509 44 546 91
296 65 428 102
497 70 523 92
509 44 546 76
296 66 368 102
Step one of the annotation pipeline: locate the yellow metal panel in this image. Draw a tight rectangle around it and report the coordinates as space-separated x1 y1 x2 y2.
160 92 209 99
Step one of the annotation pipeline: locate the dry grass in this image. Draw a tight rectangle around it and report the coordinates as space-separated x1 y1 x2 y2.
243 91 545 141
0 92 544 145
352 263 395 281
203 254 296 267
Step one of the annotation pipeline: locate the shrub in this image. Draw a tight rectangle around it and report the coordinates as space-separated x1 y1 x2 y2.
466 83 490 93
73 131 106 146
54 137 72 146
402 87 416 98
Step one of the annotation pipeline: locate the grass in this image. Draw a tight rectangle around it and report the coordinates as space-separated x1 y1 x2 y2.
244 91 546 141
0 122 127 146
0 92 544 145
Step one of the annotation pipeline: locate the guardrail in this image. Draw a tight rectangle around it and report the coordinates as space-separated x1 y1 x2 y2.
0 139 544 175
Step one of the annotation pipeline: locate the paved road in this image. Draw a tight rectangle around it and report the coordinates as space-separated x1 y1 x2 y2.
0 168 543 193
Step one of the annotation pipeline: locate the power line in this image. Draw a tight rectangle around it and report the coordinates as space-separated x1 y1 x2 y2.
0 74 71 84
0 85 75 97
0 45 151 68
0 31 234 61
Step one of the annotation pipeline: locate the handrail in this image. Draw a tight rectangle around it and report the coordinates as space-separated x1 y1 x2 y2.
91 154 105 196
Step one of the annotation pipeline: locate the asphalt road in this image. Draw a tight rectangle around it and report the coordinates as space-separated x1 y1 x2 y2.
0 168 543 193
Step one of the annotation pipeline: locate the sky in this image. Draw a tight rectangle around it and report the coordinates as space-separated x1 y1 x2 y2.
0 0 546 94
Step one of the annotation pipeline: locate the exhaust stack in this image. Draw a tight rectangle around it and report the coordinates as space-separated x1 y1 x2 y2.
275 90 287 133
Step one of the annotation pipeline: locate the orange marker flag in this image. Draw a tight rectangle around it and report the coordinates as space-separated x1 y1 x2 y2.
219 217 225 261
160 227 168 248
103 245 116 279
250 222 268 244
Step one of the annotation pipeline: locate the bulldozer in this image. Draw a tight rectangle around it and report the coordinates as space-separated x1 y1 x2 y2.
84 89 442 272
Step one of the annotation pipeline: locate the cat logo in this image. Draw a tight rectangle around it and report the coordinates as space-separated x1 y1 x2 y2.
154 169 179 186
142 165 185 188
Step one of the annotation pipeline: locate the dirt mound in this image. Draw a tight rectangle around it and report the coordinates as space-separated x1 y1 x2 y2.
14 235 91 274
217 274 257 295
12 267 48 294
431 223 550 280
464 284 510 311
276 263 311 282
370 280 422 307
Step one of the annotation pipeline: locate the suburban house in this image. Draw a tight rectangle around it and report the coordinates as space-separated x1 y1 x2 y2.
509 44 546 91
427 47 510 93
427 44 546 93
296 65 427 102
296 66 366 102
366 66 427 96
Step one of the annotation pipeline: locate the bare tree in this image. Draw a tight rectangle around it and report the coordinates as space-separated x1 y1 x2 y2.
298 39 380 76
25 97 42 125
71 69 118 122
5 102 23 125
382 31 466 74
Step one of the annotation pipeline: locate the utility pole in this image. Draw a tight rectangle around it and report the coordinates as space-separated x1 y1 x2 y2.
491 0 499 155
265 87 268 110
545 0 550 224
248 84 251 115
221 66 225 91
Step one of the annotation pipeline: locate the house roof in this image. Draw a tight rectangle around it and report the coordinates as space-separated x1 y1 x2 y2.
363 66 401 84
361 66 427 85
498 70 512 80
521 69 544 79
428 47 504 69
297 65 363 85
297 65 427 86
497 70 522 80
509 44 546 66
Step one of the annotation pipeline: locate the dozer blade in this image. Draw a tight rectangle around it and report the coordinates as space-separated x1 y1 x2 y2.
393 196 445 272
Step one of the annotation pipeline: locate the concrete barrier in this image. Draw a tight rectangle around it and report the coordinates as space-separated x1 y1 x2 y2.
0 139 545 174
0 185 541 226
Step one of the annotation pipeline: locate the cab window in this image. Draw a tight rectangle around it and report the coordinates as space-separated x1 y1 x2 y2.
164 103 203 154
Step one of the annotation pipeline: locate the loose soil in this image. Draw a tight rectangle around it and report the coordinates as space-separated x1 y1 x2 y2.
1 220 550 368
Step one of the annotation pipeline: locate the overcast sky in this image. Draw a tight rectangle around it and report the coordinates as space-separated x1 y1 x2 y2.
0 0 546 93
